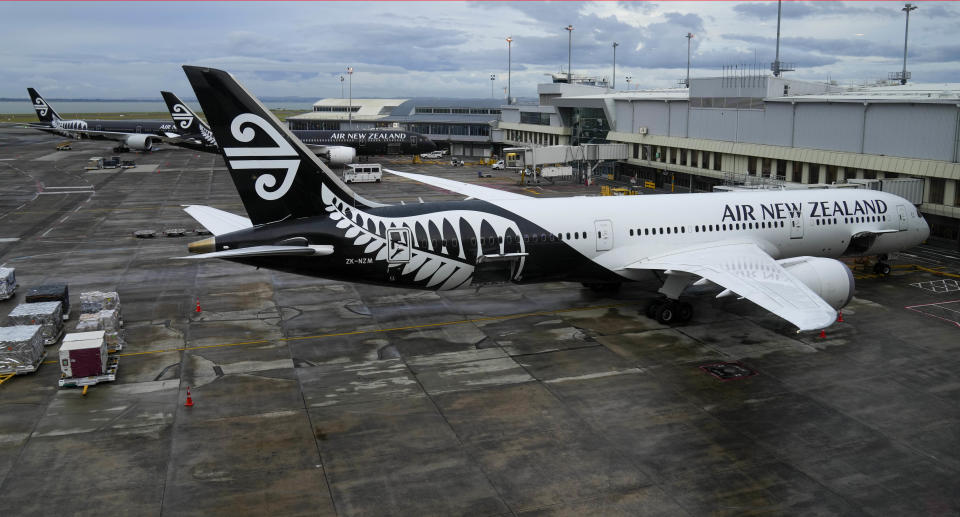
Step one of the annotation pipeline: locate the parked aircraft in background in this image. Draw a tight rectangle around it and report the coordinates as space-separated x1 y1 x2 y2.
160 90 436 165
177 66 929 332
26 88 178 152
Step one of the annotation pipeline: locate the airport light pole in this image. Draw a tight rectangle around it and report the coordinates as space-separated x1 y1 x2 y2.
900 3 917 85
506 36 512 104
346 67 353 128
685 33 694 88
339 75 344 99
490 74 496 98
565 25 574 84
612 42 619 89
625 75 632 90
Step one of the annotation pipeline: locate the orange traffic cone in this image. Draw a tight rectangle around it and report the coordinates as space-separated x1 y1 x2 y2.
184 387 194 407
195 297 202 313
837 311 844 323
819 330 826 339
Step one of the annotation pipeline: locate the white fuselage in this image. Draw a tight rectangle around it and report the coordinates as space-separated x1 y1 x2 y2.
493 188 929 277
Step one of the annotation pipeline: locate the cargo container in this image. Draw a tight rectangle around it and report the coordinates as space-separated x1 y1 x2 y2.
75 309 124 352
0 325 45 375
8 301 64 345
80 291 120 314
59 331 107 379
25 284 70 320
0 267 15 300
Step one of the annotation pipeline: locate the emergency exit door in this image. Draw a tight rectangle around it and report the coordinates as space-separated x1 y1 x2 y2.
595 220 613 251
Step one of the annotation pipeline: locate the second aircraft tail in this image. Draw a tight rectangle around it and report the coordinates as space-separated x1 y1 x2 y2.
27 88 62 124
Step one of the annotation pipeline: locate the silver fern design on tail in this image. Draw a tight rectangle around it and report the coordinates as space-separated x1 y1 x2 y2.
199 124 217 147
322 185 526 290
223 113 300 201
170 104 195 129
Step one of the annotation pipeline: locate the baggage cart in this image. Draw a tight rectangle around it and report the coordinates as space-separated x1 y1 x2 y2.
59 356 118 388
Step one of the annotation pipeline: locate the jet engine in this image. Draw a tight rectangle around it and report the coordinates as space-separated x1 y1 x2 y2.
124 134 155 151
777 256 855 310
324 146 357 165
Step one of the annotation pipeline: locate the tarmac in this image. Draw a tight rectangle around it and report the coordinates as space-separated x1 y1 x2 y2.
0 125 958 516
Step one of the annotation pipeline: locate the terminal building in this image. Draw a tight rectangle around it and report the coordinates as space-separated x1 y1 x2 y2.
288 97 502 157
289 77 960 247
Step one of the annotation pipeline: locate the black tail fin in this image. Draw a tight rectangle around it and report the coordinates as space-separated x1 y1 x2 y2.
161 91 218 149
181 66 384 226
27 88 61 123
161 91 202 134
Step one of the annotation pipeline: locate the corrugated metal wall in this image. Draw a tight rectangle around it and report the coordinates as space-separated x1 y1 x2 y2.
616 97 958 163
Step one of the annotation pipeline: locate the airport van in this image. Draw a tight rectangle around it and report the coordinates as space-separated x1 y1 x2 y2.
343 163 382 183
420 151 443 159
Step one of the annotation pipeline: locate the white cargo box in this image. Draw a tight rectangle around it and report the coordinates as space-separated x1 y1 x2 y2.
0 325 45 375
0 267 16 300
8 301 64 345
60 331 108 379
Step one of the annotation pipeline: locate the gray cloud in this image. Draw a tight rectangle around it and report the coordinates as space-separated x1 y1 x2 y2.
733 1 899 20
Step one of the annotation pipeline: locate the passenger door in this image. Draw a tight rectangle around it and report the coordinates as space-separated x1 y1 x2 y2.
595 220 613 251
897 205 907 231
789 209 804 239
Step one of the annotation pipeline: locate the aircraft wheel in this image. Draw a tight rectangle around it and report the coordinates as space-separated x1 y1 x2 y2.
678 301 693 323
646 299 662 319
656 302 676 324
874 262 891 276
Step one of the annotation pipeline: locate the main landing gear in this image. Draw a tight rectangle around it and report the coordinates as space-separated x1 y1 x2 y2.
646 298 693 325
873 254 891 276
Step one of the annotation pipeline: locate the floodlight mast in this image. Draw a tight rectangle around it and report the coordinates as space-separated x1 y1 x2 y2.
506 37 513 104
612 42 619 89
901 3 917 85
346 66 353 129
565 25 574 85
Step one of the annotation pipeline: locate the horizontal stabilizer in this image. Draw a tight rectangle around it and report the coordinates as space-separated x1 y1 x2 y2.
175 244 334 260
183 205 252 236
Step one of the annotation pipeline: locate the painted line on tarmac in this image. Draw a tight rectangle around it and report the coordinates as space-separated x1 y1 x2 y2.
41 302 633 364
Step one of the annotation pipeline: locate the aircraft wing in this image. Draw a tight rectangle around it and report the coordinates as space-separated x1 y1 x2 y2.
383 168 530 202
622 241 837 331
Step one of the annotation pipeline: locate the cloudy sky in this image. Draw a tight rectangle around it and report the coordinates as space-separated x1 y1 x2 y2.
3 1 959 100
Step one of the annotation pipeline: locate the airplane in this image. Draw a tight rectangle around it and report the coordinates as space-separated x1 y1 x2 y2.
26 88 180 152
160 90 437 164
177 65 930 332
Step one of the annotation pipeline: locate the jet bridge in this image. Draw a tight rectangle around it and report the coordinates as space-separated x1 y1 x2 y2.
504 144 628 182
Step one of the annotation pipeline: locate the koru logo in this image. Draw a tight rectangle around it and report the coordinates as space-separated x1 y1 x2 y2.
170 104 194 130
34 98 48 117
223 113 300 201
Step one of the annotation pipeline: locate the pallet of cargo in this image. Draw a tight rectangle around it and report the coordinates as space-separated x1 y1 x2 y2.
0 349 46 376
58 356 118 388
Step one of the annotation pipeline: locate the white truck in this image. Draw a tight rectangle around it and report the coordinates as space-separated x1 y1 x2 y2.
343 163 383 183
